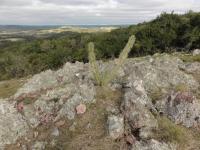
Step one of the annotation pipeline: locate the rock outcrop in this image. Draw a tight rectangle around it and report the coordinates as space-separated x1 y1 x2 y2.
0 100 29 150
0 53 199 150
156 91 200 128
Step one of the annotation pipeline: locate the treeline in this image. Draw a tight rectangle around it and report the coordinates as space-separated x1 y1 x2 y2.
0 11 199 81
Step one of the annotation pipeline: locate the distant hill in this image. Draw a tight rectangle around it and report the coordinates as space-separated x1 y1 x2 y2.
0 11 199 81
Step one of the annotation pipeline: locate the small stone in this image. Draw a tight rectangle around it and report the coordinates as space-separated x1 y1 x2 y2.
17 143 21 147
76 104 86 114
51 127 59 137
34 132 39 138
16 102 24 112
75 73 80 77
86 123 92 129
126 135 136 145
55 120 65 127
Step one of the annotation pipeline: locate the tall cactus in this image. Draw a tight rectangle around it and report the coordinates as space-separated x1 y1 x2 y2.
88 42 102 85
102 35 136 85
88 35 136 86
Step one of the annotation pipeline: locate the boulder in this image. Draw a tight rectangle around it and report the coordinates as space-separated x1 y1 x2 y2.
123 79 157 139
0 100 29 148
76 104 87 114
123 54 199 92
107 115 124 139
192 49 200 56
156 91 200 128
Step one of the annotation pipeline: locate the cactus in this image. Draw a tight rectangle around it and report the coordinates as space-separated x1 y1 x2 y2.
88 35 136 86
88 42 102 85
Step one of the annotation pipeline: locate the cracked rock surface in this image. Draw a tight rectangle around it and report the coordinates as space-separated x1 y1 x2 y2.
0 54 200 150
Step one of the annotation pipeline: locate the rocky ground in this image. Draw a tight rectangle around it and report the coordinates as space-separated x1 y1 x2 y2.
0 52 200 150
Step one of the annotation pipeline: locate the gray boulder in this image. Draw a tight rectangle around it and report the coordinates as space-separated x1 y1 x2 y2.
123 79 157 140
123 54 199 92
107 115 124 139
14 61 91 99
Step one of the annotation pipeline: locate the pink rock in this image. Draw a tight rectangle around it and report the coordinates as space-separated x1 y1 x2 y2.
16 102 24 112
76 104 86 114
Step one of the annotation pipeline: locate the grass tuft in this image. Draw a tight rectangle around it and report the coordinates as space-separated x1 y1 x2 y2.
0 78 27 99
177 53 200 62
155 117 187 144
174 83 189 92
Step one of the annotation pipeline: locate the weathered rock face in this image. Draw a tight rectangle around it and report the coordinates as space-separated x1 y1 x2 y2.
0 61 96 149
121 78 160 148
156 91 200 128
0 100 29 149
14 62 92 98
182 62 200 74
193 49 200 56
123 54 199 92
0 54 200 149
132 139 176 150
107 115 124 139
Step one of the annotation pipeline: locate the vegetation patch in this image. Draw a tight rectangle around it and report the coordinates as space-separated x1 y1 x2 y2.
155 117 187 144
154 116 200 150
0 12 199 81
0 78 27 99
174 83 189 92
177 54 200 62
149 87 164 104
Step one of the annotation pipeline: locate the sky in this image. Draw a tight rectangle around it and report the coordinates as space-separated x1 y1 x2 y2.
0 0 199 25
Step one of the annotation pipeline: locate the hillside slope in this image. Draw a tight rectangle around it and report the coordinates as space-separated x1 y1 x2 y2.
0 12 199 81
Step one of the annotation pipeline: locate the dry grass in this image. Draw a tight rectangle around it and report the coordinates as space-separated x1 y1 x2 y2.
174 83 189 92
0 78 27 99
38 26 117 34
173 52 200 62
154 116 200 150
154 117 187 144
149 87 163 104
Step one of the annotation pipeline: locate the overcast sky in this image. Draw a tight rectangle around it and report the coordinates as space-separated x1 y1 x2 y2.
0 0 199 25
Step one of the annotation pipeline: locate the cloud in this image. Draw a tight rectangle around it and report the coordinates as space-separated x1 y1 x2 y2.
0 0 199 25
0 0 32 6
